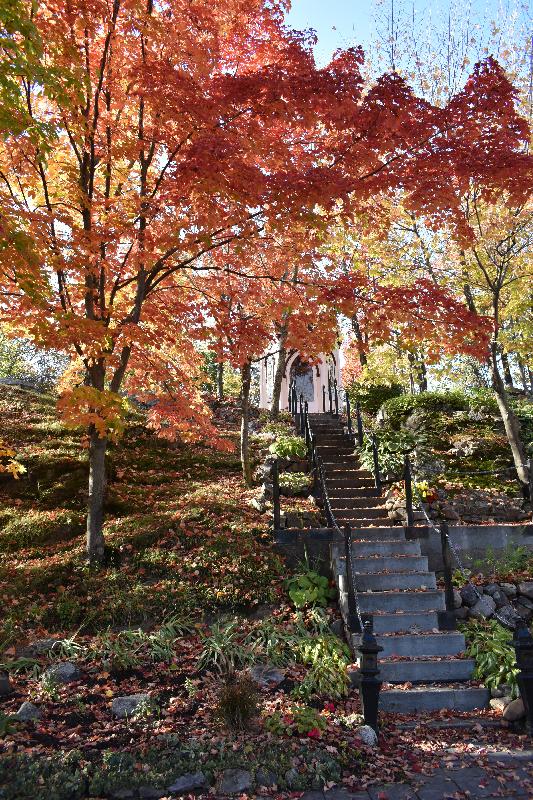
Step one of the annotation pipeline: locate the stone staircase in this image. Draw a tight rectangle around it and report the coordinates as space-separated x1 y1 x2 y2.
308 413 489 714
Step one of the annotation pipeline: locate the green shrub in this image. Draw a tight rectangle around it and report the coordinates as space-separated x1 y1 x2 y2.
467 389 499 416
380 391 468 420
462 618 520 697
279 471 313 496
269 435 307 460
358 428 416 477
286 567 335 608
347 382 403 414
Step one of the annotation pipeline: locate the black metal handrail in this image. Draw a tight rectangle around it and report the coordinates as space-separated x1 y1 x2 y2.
411 478 533 733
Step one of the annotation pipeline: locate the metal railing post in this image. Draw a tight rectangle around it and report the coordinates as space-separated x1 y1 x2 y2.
513 620 533 735
439 521 457 631
288 382 292 414
346 392 353 437
404 454 414 533
334 380 339 417
272 458 281 531
358 619 383 735
371 434 381 493
299 393 304 435
356 402 364 448
328 379 333 415
322 385 326 413
344 525 361 634
304 401 310 448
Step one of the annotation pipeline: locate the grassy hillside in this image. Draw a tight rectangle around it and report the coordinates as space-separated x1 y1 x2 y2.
0 387 283 646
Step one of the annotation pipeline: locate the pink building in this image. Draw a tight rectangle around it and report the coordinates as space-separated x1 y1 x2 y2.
259 349 342 414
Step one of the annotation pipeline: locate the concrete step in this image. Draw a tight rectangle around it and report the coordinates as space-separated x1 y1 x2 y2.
326 477 376 488
335 507 387 519
378 657 476 683
370 610 439 634
352 540 419 557
351 555 429 574
352 631 465 659
357 589 445 613
330 500 385 512
328 488 380 498
378 686 490 713
342 517 393 528
349 527 406 540
356 571 437 591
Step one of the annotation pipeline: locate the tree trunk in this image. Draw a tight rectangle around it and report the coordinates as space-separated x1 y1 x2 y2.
216 361 224 401
517 358 532 398
417 359 428 392
87 427 107 563
489 343 529 492
351 317 367 366
500 349 514 388
271 323 289 419
240 360 252 487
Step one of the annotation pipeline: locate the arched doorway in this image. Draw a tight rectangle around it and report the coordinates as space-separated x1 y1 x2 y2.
290 356 314 403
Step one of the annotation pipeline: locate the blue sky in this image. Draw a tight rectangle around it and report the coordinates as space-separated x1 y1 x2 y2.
284 0 526 67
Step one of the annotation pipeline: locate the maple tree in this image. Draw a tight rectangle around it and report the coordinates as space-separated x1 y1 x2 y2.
347 1 533 491
0 0 532 561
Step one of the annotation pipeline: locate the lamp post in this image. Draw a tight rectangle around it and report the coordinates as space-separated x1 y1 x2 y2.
358 619 383 734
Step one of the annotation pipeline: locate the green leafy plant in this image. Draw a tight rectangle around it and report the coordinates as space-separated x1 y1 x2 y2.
359 428 416 477
286 567 335 609
264 704 327 737
216 675 259 730
278 471 313 496
462 618 520 697
347 382 403 414
293 635 350 700
98 629 145 675
380 391 468 419
472 545 533 578
197 620 253 677
269 435 307 460
0 711 17 738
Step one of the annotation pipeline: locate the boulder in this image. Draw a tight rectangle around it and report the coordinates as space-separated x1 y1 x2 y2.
110 791 135 800
518 582 533 600
15 701 42 721
454 606 469 620
516 596 533 621
452 588 462 609
354 724 378 747
489 697 508 712
492 589 510 609
218 769 252 794
441 504 460 521
139 788 166 799
284 768 300 788
22 637 59 658
502 698 526 722
0 673 12 696
500 583 517 598
255 768 278 788
42 662 80 684
470 594 496 620
493 606 522 629
250 664 285 689
111 693 150 719
167 772 207 794
484 583 501 596
460 584 479 607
